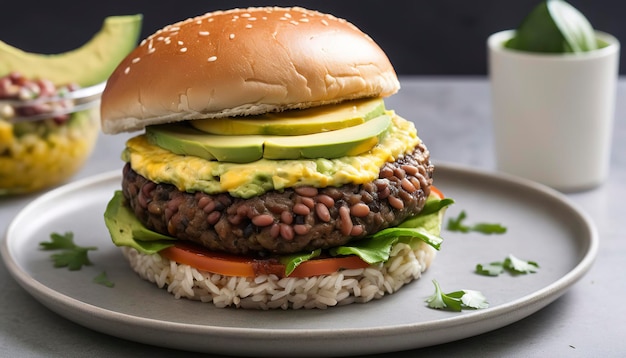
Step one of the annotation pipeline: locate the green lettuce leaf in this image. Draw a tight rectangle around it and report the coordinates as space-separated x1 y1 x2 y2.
279 249 321 276
419 197 455 217
104 191 175 254
329 196 452 264
329 233 399 264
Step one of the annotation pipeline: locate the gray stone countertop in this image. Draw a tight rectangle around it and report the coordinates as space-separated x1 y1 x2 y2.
1 76 624 357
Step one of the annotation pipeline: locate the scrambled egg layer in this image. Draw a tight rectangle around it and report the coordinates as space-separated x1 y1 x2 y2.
123 113 420 198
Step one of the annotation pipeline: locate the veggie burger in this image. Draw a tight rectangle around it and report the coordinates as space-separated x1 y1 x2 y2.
101 7 451 309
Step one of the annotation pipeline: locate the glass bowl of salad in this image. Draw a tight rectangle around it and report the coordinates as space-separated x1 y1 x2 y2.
0 72 103 195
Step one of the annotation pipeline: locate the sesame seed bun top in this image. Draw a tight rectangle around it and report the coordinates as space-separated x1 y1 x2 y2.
100 7 400 134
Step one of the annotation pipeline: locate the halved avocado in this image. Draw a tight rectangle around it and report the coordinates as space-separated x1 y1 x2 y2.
0 14 142 86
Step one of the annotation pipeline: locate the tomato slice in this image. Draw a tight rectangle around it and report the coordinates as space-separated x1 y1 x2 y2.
160 185 445 278
160 241 370 278
288 255 370 277
430 185 444 199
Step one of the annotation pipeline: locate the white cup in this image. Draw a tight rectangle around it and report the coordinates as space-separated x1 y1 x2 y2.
488 30 620 192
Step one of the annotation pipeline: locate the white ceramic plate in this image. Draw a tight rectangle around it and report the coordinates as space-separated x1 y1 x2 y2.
1 164 598 356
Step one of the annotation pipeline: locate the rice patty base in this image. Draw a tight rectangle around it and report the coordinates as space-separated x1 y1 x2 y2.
122 241 436 310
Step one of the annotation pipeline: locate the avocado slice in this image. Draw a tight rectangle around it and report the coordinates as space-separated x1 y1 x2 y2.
191 98 385 135
263 114 392 159
146 114 392 163
145 123 265 163
0 14 142 86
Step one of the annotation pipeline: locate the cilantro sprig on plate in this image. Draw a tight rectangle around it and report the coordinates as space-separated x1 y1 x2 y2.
446 211 507 235
40 232 115 288
93 271 115 287
39 232 97 270
425 280 489 311
476 254 540 276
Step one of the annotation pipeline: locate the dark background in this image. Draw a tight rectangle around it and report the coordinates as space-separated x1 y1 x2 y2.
1 0 623 75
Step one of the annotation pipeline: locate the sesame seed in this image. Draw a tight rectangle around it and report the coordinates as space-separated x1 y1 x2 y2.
245 24 252 29
148 48 155 54
140 39 147 46
208 56 217 62
280 17 287 21
248 17 257 21
321 19 329 26
178 41 184 45
180 47 187 52
132 57 140 63
124 67 130 74
208 18 214 22
290 20 298 26
196 20 202 24
284 13 292 18
241 13 251 17
229 33 235 39
199 31 210 36
169 26 180 31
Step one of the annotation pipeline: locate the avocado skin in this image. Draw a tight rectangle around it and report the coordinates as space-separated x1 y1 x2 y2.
191 98 385 136
145 113 392 163
0 15 143 86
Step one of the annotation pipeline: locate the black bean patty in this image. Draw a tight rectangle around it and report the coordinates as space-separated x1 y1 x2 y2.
122 143 434 255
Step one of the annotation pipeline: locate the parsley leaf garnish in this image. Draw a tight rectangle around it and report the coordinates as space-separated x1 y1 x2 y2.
476 254 539 276
446 210 507 234
93 271 115 288
49 248 94 270
39 232 97 271
425 280 489 311
504 254 539 274
458 289 490 309
39 232 78 250
476 261 506 276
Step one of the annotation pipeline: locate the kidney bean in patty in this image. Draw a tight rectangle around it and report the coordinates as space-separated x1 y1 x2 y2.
121 142 434 256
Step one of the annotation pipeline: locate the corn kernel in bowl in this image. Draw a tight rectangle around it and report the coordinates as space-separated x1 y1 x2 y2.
0 74 101 195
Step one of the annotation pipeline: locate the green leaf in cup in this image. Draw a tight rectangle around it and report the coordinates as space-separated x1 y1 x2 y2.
505 0 597 53
549 0 597 52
